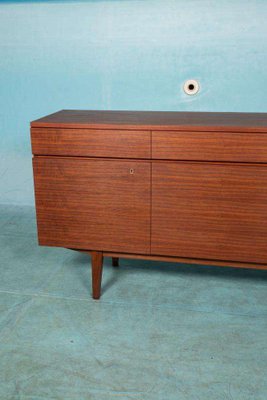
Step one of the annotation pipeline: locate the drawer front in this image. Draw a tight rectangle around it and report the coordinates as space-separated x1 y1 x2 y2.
152 131 267 162
33 156 151 254
31 128 150 159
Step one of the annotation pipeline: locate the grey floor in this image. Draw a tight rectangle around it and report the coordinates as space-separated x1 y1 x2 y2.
0 205 267 400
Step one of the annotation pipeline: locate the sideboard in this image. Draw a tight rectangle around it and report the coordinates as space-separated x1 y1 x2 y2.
31 110 267 299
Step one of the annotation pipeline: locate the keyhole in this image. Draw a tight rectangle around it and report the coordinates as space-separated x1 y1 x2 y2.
130 168 134 174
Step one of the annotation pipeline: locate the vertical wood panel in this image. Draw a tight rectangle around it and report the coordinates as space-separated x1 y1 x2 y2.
152 162 267 263
33 156 151 254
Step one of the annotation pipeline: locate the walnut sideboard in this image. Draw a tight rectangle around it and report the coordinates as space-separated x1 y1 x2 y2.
31 110 267 299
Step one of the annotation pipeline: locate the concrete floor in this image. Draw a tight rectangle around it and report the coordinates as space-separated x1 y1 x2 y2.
0 205 267 399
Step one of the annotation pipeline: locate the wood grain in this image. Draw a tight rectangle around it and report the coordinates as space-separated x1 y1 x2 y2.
31 128 150 159
33 156 151 254
152 162 267 264
31 110 267 133
152 131 267 162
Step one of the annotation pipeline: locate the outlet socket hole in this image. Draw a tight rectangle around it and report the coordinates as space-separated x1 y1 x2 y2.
183 79 199 95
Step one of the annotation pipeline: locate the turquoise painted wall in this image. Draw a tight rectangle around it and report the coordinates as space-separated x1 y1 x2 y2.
0 0 267 205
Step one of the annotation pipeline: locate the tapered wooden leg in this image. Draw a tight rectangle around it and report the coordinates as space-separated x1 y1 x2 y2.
112 257 119 267
91 251 103 299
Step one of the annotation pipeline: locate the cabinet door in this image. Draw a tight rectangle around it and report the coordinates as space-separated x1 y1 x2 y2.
152 162 267 264
33 157 151 254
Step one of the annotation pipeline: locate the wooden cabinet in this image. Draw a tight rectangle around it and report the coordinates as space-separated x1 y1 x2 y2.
31 110 267 299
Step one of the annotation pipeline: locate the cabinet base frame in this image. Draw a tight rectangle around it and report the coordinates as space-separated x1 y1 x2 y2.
69 248 267 299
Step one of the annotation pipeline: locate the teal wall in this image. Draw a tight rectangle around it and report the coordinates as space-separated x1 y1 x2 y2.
1 0 267 205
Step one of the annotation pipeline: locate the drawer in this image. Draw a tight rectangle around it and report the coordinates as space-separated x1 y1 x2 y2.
31 128 150 159
152 131 267 162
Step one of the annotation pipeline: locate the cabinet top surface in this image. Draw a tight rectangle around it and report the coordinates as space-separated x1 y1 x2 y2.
31 110 267 132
